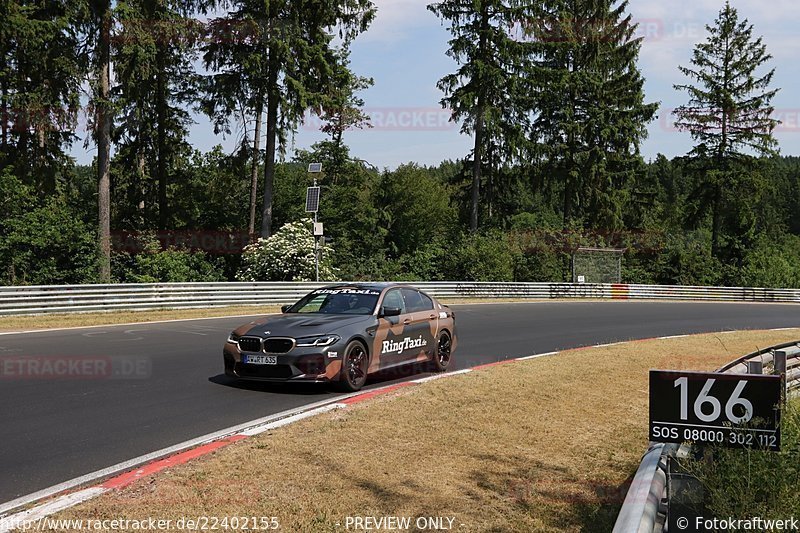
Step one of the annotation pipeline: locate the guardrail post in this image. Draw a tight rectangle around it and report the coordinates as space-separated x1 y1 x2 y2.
774 350 788 401
774 350 787 376
746 361 763 375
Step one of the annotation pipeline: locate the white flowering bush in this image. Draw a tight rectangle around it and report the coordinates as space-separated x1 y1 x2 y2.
237 219 338 281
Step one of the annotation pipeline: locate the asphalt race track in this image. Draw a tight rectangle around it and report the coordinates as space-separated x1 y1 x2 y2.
2 301 800 504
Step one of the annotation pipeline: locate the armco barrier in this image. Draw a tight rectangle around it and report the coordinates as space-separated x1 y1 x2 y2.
613 341 800 533
0 281 799 316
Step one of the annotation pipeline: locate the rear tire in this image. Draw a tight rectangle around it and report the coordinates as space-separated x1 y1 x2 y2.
429 330 452 372
335 340 369 392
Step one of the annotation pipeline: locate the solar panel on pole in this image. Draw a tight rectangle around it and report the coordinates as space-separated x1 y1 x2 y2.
305 186 320 213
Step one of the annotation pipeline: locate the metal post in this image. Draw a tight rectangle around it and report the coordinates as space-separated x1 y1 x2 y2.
313 178 319 282
747 360 763 375
774 349 788 402
305 163 322 282
774 350 787 376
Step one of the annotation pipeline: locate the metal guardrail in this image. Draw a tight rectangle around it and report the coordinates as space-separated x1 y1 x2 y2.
613 342 800 533
0 281 799 316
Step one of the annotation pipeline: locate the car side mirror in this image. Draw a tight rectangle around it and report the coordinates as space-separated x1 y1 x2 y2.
281 304 292 313
380 306 402 317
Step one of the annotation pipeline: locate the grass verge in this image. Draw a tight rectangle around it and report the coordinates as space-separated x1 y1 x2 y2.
0 300 544 332
44 329 800 532
0 306 281 332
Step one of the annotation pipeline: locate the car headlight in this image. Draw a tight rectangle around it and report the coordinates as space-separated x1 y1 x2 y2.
226 332 240 344
296 335 340 347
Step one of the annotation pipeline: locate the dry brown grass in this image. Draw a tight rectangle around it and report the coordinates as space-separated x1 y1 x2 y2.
47 329 800 532
0 306 281 332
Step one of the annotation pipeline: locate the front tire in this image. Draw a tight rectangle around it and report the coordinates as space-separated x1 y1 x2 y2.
336 340 369 392
429 330 452 372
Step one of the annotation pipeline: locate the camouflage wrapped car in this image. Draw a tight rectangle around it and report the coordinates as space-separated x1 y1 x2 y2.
223 283 457 391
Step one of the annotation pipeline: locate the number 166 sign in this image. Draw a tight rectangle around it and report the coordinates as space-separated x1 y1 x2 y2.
649 370 782 451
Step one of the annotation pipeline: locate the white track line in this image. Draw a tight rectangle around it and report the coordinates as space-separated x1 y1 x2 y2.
516 351 558 361
411 369 473 383
238 404 347 436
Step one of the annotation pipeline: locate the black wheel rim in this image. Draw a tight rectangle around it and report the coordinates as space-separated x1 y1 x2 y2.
347 345 367 385
438 333 451 367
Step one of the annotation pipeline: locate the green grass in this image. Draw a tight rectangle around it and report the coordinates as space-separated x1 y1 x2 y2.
681 397 800 520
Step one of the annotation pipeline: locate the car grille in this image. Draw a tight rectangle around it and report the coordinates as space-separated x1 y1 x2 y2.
263 338 294 353
236 363 294 379
237 336 262 352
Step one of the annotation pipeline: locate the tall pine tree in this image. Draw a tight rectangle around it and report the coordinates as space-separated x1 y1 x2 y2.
113 0 203 230
0 0 83 193
674 1 779 261
202 0 271 240
527 0 657 230
428 0 529 232
314 46 373 184
203 0 374 238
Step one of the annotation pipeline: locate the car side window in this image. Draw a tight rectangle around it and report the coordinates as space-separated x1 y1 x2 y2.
402 289 433 313
416 291 434 311
382 289 406 314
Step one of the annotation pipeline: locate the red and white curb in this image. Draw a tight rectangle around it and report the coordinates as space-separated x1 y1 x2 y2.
2 327 797 531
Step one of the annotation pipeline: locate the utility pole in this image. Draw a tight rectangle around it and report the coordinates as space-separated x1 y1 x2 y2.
305 163 323 281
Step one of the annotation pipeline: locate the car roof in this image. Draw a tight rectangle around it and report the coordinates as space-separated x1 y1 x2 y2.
323 282 420 292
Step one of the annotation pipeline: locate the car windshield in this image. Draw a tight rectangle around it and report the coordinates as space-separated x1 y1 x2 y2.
287 288 381 315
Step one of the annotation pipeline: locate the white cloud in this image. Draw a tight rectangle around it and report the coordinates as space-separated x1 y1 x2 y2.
361 0 439 44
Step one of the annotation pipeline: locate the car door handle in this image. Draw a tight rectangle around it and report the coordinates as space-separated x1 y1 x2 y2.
403 318 411 325
429 314 436 320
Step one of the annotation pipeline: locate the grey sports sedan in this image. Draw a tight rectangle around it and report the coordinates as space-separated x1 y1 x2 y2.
223 283 457 391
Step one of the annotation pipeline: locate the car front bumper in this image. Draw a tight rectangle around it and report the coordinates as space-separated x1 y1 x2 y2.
223 342 345 383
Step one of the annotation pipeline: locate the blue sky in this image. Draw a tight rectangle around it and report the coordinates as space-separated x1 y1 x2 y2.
72 0 800 168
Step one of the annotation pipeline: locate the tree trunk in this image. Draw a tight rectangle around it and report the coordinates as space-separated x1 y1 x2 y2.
332 125 344 184
563 168 572 226
711 184 722 257
471 113 483 233
1 76 7 149
249 98 264 242
470 3 490 233
137 148 146 215
712 31 731 259
97 0 112 282
156 49 168 230
487 143 493 221
260 45 279 239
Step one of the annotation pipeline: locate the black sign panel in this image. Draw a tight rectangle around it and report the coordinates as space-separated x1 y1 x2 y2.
649 370 782 451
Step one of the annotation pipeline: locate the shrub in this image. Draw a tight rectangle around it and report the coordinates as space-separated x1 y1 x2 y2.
653 232 725 286
446 232 515 282
0 200 99 285
739 236 800 288
237 219 337 281
112 234 226 283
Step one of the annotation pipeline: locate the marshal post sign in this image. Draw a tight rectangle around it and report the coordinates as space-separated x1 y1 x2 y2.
649 370 782 451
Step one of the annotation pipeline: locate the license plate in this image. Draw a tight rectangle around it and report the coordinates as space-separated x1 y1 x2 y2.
243 354 277 365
